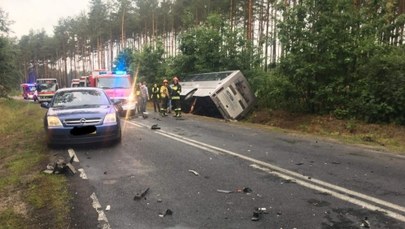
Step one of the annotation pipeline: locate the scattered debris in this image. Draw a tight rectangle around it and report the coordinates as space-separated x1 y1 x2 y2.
236 187 253 193
104 171 107 175
217 189 233 194
251 207 268 221
277 212 282 216
331 161 341 165
105 205 111 211
361 217 370 228
151 124 161 130
188 169 199 176
251 211 260 221
159 209 173 217
243 187 252 193
142 112 149 119
69 155 75 163
42 156 76 175
296 162 304 166
157 199 162 203
134 187 150 200
217 187 253 194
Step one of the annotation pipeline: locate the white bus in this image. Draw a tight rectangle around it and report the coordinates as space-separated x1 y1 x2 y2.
180 70 256 120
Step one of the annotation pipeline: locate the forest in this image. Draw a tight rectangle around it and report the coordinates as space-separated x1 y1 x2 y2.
0 0 404 124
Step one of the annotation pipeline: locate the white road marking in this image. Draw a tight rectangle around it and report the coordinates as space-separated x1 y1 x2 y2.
128 119 405 223
78 168 88 180
90 192 111 229
250 164 405 222
68 148 80 162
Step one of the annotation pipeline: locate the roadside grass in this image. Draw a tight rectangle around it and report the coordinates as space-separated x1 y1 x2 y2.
247 109 405 155
0 98 70 228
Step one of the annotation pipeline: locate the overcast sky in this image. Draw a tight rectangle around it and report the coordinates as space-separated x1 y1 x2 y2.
1 0 91 38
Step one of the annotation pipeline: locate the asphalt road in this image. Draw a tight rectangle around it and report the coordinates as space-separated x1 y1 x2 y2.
54 112 405 229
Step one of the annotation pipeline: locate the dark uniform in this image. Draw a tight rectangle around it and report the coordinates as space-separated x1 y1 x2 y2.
151 83 160 112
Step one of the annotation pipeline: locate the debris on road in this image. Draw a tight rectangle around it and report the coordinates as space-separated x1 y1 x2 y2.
105 205 111 211
361 217 370 228
217 189 233 194
236 187 253 193
134 187 150 200
251 207 268 221
188 169 199 176
159 209 173 217
42 156 76 175
296 162 304 166
242 187 252 193
217 187 253 194
151 124 161 130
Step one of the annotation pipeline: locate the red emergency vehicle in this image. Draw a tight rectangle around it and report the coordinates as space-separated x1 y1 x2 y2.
87 70 136 115
20 83 37 101
36 78 59 103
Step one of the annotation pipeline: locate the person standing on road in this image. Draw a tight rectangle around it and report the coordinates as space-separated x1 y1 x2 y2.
170 76 182 117
135 83 142 115
151 83 160 112
140 81 149 113
160 79 170 116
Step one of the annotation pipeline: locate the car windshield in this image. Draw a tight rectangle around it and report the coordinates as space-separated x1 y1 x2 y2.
37 80 57 92
52 90 110 108
97 77 131 89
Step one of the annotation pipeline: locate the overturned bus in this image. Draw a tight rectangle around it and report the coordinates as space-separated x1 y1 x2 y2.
180 70 255 120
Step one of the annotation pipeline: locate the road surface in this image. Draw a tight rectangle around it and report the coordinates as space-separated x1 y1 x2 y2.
53 112 405 228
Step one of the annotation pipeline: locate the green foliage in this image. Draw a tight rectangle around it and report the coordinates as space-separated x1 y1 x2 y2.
0 37 19 97
252 70 301 111
276 0 405 124
133 42 166 84
350 46 405 124
176 13 263 77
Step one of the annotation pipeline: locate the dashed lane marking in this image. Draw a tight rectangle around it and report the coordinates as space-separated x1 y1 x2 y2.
90 192 111 229
68 148 80 162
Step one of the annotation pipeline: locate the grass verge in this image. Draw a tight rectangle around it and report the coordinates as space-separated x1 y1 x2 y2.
0 98 70 228
247 109 405 155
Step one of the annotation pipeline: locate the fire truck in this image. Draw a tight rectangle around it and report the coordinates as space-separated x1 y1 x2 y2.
87 70 136 115
20 83 37 101
36 78 59 103
70 79 80 87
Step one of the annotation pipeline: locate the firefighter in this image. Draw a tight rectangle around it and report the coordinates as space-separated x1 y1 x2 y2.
160 79 170 116
151 83 160 112
170 76 182 117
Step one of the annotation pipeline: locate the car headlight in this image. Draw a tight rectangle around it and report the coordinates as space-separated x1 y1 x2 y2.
104 113 117 124
47 116 63 127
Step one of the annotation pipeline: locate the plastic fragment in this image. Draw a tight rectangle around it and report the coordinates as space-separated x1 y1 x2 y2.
188 170 199 176
134 187 150 200
217 189 233 194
